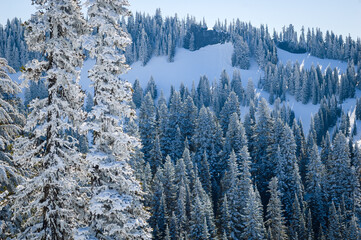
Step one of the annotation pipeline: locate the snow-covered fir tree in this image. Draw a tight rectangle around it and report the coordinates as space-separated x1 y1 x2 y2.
305 143 326 236
0 58 25 238
220 150 243 239
232 36 250 69
0 58 24 193
327 132 353 209
82 0 151 238
242 185 266 240
266 177 288 240
11 1 88 238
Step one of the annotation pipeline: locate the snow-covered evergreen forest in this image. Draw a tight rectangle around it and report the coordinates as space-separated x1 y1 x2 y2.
1 0 361 239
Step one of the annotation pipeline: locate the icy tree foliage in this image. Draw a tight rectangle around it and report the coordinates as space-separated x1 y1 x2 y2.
83 0 151 238
0 58 24 192
11 0 87 239
0 58 24 238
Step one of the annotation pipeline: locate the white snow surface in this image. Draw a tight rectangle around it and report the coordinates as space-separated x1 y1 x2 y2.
123 42 263 97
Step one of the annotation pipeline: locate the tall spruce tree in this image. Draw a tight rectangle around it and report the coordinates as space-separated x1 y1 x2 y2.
0 58 25 238
11 1 88 238
220 150 243 239
83 0 151 238
0 58 24 193
305 144 326 235
265 177 288 240
277 125 305 226
327 132 353 209
253 98 275 202
220 91 240 134
139 92 157 161
242 185 266 240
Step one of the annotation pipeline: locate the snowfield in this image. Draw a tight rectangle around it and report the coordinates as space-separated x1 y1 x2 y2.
123 42 262 96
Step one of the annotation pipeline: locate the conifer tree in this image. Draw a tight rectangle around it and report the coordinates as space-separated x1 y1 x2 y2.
82 0 151 238
12 1 88 238
199 150 212 194
162 156 177 215
139 92 157 160
132 79 143 108
0 58 25 238
231 69 244 104
223 112 247 165
327 201 343 240
144 76 157 100
220 150 243 238
266 177 288 240
151 169 168 239
242 185 266 240
290 195 307 239
175 178 189 237
220 91 240 134
192 106 223 176
244 100 256 155
328 132 353 208
306 144 326 234
320 131 331 165
139 28 150 66
149 134 163 174
216 70 231 114
253 98 275 201
182 144 196 189
189 174 217 239
180 96 198 141
246 78 255 105
0 58 24 193
220 194 231 238
232 36 250 69
277 125 305 224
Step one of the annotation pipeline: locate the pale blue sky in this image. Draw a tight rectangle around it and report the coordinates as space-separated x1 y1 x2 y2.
1 0 360 39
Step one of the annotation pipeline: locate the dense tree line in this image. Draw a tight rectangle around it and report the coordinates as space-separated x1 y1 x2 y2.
260 60 357 105
276 24 361 64
0 18 41 70
131 71 361 239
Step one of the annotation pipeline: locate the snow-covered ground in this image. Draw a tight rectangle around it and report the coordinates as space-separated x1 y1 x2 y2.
11 42 359 138
122 42 262 97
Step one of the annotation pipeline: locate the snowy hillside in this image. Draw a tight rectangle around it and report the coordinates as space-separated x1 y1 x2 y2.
123 42 260 96
106 42 351 135
16 42 356 136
